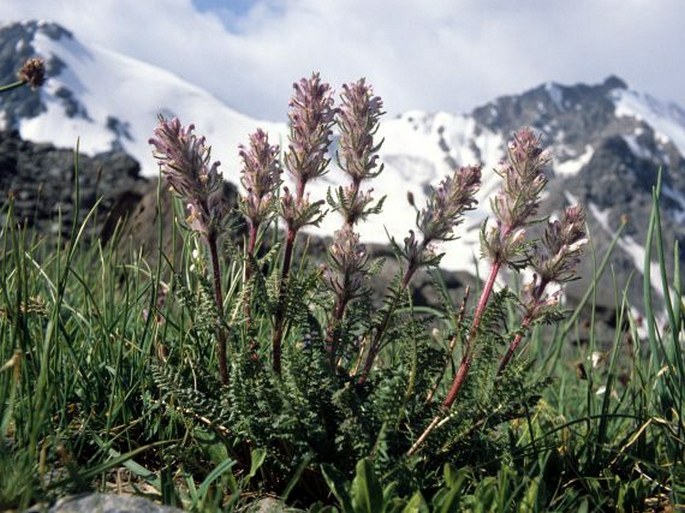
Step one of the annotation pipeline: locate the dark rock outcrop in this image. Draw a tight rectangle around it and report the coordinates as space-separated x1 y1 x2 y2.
0 129 148 241
0 129 472 312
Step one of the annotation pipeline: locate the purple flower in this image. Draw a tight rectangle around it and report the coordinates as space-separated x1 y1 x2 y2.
322 226 369 301
400 165 481 271
337 79 385 183
482 128 551 267
328 78 386 228
149 116 229 238
284 73 336 195
418 165 482 243
532 204 587 284
239 129 282 231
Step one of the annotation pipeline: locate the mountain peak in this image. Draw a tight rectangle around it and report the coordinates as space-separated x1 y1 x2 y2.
1 20 73 44
602 75 628 91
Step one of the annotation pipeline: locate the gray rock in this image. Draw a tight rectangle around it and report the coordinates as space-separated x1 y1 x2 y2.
25 493 184 513
248 497 290 512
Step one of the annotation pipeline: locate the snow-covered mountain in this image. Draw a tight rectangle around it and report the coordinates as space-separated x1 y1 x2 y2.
2 20 684 312
0 20 283 170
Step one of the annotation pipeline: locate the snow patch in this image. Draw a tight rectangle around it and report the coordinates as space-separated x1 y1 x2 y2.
662 185 685 223
545 82 564 110
555 145 593 177
621 134 653 160
612 89 685 157
587 201 664 299
24 28 285 177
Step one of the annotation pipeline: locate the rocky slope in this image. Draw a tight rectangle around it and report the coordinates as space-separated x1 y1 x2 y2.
0 128 146 241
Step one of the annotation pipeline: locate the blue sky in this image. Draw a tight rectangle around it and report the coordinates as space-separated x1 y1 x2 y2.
193 0 253 14
191 0 256 28
3 0 685 121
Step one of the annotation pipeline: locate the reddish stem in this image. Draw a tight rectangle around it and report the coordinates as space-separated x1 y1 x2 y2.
208 232 229 386
408 259 503 456
497 318 530 375
442 259 501 409
246 223 259 264
324 295 349 367
243 222 260 360
497 277 548 375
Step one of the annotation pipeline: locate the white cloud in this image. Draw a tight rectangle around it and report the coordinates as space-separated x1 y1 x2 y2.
2 0 685 121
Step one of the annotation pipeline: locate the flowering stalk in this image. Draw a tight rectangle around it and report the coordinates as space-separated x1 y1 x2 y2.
409 128 550 456
273 73 335 374
149 116 231 385
237 129 282 356
441 128 549 409
356 165 481 385
322 226 369 364
239 129 282 271
0 57 46 93
497 204 587 374
322 80 384 366
333 79 385 227
284 73 336 199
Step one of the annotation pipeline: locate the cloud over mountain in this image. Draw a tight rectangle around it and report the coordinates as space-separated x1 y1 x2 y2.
3 0 685 121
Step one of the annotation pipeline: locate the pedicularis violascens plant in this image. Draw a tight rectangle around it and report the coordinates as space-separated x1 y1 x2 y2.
238 128 282 262
323 78 385 368
273 73 335 374
237 129 282 348
148 73 586 500
149 117 232 384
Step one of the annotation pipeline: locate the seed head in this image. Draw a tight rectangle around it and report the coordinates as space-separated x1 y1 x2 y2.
18 57 46 89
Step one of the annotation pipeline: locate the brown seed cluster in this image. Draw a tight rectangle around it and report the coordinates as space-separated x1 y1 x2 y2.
18 57 46 89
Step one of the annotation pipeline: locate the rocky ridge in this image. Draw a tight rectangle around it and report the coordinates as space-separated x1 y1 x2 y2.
0 128 146 241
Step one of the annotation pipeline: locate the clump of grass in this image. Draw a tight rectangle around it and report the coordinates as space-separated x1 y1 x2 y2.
0 68 682 512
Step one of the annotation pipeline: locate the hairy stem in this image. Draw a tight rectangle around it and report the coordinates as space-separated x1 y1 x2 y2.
208 232 229 386
497 277 547 374
497 318 531 375
272 226 297 375
324 295 349 368
408 259 502 456
426 286 470 404
442 259 501 409
241 222 261 359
